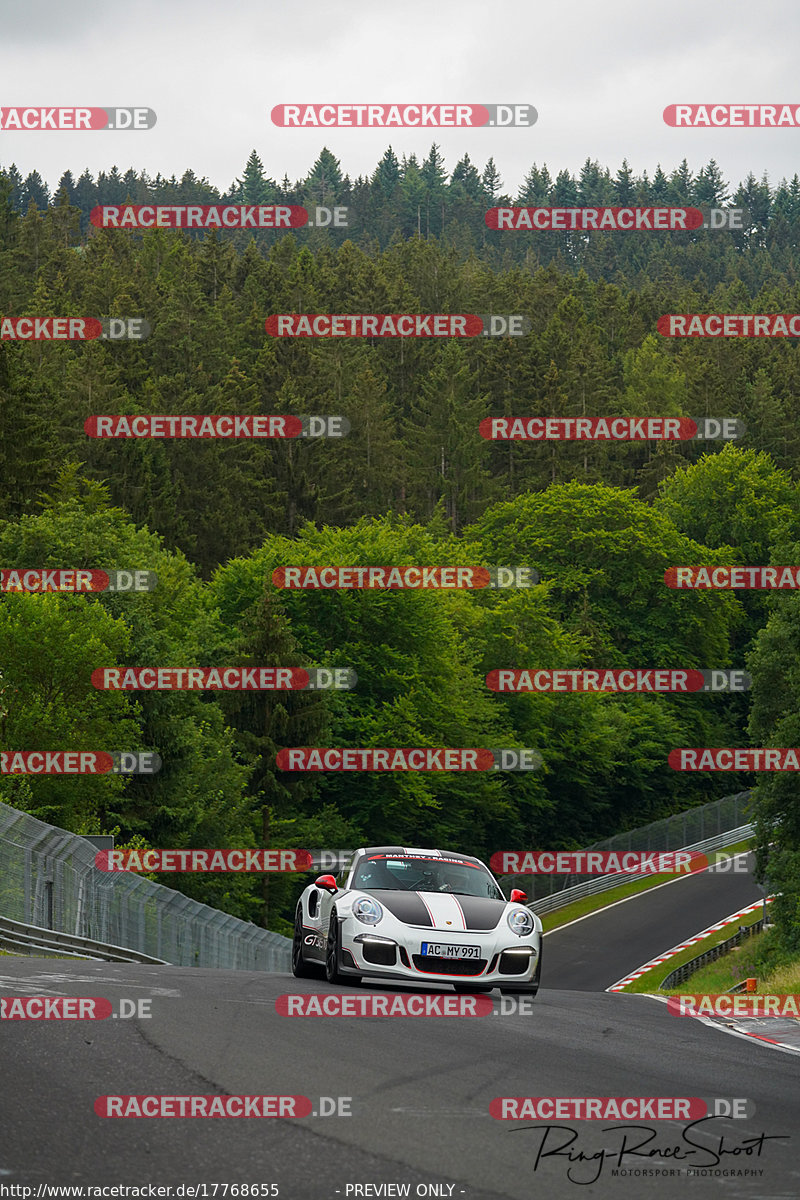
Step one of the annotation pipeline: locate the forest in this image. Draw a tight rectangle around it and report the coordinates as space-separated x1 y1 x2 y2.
2 147 799 942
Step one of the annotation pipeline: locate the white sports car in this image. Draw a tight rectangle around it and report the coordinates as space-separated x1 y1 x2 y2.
291 845 542 994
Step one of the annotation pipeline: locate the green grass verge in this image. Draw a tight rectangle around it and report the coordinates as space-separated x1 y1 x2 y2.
540 838 753 934
661 930 768 996
660 927 800 997
616 904 766 994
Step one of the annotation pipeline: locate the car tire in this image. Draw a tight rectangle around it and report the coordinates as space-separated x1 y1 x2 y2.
291 907 323 978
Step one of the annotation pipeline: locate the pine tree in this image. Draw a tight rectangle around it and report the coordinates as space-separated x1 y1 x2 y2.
56 170 76 204
450 153 483 201
233 150 278 204
73 169 98 227
372 147 401 197
612 159 635 204
304 147 344 204
481 157 503 200
220 586 330 925
420 144 448 236
0 344 59 517
668 159 694 204
651 164 669 202
0 172 18 256
692 159 729 206
578 159 612 205
516 164 552 203
551 169 578 205
5 164 24 209
402 342 492 529
96 166 125 205
20 171 50 211
399 155 426 236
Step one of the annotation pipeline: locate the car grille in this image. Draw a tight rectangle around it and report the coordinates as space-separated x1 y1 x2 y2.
411 955 488 976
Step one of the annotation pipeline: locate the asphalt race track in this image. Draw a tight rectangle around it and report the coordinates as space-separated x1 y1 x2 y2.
543 851 764 991
2 856 798 1200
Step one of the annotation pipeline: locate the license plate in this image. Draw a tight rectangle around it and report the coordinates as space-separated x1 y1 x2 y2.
420 943 480 959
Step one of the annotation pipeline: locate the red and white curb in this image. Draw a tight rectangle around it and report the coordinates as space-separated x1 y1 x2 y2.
606 898 773 992
644 993 800 1059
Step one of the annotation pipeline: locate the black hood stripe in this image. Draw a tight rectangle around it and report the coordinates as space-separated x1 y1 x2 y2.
454 895 504 930
368 890 433 926
363 890 504 930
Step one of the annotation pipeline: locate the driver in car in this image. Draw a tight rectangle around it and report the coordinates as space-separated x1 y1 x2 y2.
415 864 454 892
355 859 395 890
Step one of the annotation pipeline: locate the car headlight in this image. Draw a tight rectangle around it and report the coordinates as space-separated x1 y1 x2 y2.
507 907 534 936
352 896 384 925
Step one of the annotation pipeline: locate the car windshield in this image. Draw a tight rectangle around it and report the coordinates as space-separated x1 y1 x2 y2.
352 854 504 900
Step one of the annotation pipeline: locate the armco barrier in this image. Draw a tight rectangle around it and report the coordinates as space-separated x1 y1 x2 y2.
528 823 753 917
0 913 168 962
660 916 768 990
504 790 752 902
0 801 291 971
497 790 753 911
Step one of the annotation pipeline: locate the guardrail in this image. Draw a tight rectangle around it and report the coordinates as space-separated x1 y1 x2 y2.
0 801 292 971
0 914 168 963
659 914 768 990
528 825 753 917
503 790 753 903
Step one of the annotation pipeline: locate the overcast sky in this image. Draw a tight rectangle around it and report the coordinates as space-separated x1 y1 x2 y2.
2 0 799 198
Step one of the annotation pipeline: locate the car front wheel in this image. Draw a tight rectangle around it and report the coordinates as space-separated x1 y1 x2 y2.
292 907 323 978
325 910 350 984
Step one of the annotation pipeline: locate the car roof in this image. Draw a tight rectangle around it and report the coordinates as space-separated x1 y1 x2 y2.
357 846 485 865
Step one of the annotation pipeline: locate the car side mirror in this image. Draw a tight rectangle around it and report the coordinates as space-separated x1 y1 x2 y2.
315 874 338 894
510 888 527 903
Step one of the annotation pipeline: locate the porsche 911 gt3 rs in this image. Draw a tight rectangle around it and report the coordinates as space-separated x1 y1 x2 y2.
291 846 542 994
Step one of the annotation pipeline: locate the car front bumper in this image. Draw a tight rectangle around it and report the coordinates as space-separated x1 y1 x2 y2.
341 926 542 986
